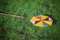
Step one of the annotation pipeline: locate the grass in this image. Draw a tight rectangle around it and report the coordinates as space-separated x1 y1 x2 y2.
0 0 60 40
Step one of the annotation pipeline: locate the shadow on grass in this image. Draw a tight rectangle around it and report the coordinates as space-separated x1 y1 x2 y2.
0 20 7 40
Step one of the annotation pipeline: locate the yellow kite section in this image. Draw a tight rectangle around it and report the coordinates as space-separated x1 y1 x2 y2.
31 16 40 21
41 15 48 20
44 21 53 26
35 21 43 27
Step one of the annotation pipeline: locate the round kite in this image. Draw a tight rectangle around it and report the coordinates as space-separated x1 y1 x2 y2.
31 15 53 27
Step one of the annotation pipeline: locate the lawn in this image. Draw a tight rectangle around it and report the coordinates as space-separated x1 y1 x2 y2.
0 0 60 40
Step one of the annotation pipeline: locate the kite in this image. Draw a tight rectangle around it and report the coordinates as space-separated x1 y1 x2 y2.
31 15 53 27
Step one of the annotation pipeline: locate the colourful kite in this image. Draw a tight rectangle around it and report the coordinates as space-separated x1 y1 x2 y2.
31 15 53 27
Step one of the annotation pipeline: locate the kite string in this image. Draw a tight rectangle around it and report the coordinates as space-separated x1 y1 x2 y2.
0 13 25 18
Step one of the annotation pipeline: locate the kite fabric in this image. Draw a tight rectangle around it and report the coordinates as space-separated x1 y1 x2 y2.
31 15 53 27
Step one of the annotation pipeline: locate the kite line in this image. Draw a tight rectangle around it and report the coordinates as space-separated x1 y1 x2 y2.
0 13 25 18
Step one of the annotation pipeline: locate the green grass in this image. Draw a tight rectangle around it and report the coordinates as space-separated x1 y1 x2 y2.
0 0 60 40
